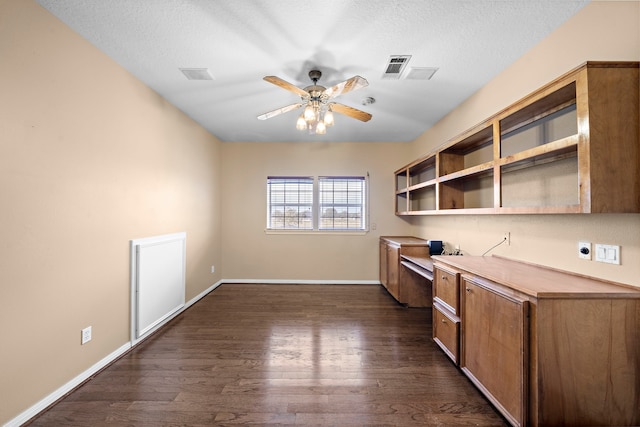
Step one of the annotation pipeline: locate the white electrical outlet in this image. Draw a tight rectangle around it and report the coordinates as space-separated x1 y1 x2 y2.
211 265 215 273
504 232 510 246
578 241 591 260
81 326 92 345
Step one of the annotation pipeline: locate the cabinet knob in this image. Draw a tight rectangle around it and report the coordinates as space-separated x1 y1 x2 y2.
466 287 471 293
441 319 446 323
441 276 446 280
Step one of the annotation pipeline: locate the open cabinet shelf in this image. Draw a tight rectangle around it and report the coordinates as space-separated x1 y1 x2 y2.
394 61 639 215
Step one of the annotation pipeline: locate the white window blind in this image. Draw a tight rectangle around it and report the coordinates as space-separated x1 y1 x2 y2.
319 176 366 230
267 177 313 230
267 176 367 232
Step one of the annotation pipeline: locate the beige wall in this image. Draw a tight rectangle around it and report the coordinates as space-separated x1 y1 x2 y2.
220 141 411 280
2 0 639 425
0 1 223 424
408 1 640 287
220 2 640 287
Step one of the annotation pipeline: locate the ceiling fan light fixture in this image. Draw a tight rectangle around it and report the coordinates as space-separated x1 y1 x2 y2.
303 104 316 122
323 108 334 127
296 114 307 131
259 70 372 136
316 121 327 135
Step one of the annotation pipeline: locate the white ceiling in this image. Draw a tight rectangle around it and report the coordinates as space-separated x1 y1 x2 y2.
35 0 589 143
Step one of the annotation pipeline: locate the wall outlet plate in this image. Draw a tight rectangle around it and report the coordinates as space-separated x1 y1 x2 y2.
578 241 591 260
81 326 92 345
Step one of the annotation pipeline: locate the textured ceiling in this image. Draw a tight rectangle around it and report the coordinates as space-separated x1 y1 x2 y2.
35 0 589 143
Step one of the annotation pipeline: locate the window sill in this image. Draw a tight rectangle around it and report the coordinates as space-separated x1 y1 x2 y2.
264 229 369 236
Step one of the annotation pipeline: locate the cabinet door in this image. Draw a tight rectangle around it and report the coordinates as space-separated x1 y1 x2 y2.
379 241 388 288
386 244 400 299
461 277 528 427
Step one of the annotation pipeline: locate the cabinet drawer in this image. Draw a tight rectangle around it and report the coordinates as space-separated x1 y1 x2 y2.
434 265 460 315
433 303 460 365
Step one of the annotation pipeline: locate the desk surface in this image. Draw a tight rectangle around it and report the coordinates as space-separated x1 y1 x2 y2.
381 236 429 246
400 255 434 283
432 255 640 298
400 255 433 272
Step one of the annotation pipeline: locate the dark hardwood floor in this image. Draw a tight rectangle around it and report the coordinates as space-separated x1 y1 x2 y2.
28 284 508 426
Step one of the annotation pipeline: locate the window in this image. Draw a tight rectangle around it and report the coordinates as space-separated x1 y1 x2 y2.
319 177 365 230
266 177 313 230
267 176 367 232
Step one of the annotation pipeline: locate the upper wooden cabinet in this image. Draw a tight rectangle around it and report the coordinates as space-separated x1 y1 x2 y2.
395 61 639 215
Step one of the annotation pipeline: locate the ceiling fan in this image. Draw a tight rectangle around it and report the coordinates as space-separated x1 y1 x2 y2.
257 70 372 135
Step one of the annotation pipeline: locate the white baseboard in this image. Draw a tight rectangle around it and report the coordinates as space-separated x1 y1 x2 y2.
4 280 224 427
184 280 224 309
220 279 381 285
4 342 130 427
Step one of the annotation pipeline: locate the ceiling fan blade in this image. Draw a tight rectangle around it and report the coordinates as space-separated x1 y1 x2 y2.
330 103 372 122
324 76 369 98
263 76 309 98
257 103 303 120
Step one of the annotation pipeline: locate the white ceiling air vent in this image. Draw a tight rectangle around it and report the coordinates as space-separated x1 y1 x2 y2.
179 68 214 80
405 67 439 80
382 55 411 79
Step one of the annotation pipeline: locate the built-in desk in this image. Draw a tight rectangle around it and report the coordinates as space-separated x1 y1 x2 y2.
397 254 433 307
432 255 640 427
379 237 431 307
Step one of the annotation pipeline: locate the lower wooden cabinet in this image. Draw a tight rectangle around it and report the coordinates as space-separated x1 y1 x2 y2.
535 297 640 425
379 239 398 297
461 276 528 427
432 256 640 427
379 236 429 306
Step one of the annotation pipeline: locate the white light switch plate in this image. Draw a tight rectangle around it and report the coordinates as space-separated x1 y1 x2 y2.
595 244 620 265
